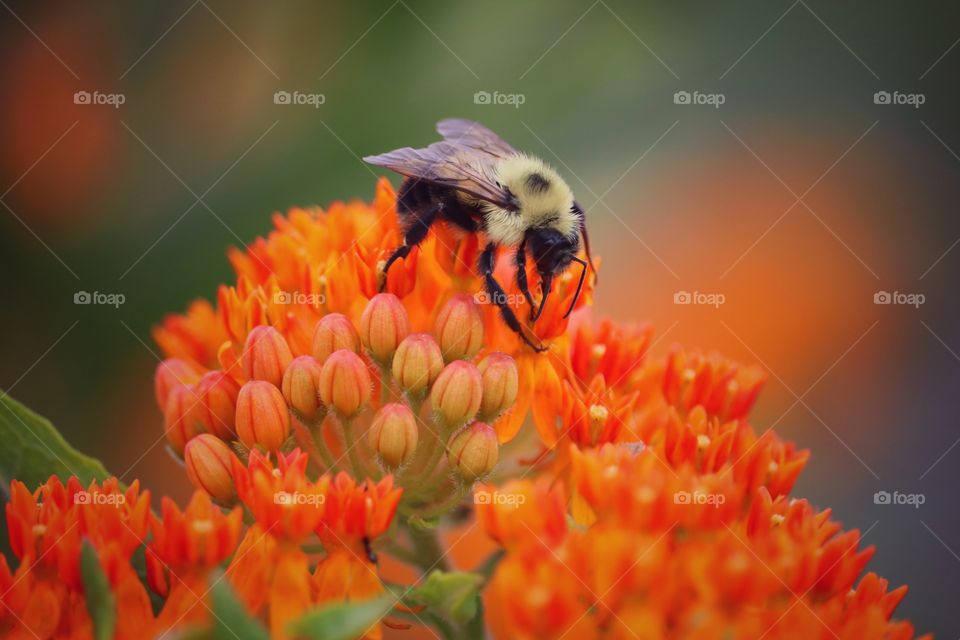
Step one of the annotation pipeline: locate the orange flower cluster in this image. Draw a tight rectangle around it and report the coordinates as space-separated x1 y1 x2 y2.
478 443 926 639
0 180 925 639
1 450 401 640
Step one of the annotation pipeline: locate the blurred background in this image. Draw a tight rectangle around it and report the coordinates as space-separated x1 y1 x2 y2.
1 0 958 635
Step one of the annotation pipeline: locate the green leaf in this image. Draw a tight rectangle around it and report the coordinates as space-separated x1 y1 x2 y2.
409 570 484 625
80 541 117 640
210 576 270 640
287 594 394 640
0 392 110 492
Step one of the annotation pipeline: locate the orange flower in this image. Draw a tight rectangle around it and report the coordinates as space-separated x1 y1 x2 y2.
232 449 328 541
148 491 243 632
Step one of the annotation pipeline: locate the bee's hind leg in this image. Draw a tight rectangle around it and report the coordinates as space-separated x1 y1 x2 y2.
379 203 440 292
480 243 547 353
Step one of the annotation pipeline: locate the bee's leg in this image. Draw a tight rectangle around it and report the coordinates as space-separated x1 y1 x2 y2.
480 243 547 353
514 240 536 320
380 203 440 291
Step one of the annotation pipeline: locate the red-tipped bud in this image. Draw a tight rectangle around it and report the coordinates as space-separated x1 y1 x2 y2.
392 333 444 397
235 380 291 451
191 371 240 440
282 355 323 421
312 313 360 363
241 326 293 387
368 403 418 468
430 360 483 427
318 350 372 418
434 294 484 361
359 293 410 363
447 422 499 482
155 358 202 409
478 353 519 420
184 434 236 504
164 384 200 456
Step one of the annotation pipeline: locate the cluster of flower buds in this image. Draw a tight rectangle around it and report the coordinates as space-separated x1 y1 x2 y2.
156 291 518 514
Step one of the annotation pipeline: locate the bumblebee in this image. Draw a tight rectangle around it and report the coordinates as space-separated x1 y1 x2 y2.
364 119 596 351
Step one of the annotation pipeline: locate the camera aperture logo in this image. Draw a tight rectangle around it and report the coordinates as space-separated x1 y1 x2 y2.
673 490 726 508
873 91 924 109
74 491 125 506
673 290 725 308
873 490 924 509
74 290 125 308
273 291 326 306
673 90 725 109
873 290 924 308
474 490 526 508
74 90 126 108
273 491 325 507
273 90 325 108
473 90 525 109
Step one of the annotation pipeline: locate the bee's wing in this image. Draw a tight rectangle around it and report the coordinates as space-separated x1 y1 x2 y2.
436 118 517 158
364 141 516 210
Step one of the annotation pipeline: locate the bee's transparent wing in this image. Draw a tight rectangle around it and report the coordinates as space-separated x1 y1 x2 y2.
436 118 517 158
364 141 516 210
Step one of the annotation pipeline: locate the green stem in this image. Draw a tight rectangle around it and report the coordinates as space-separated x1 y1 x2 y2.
408 524 450 573
341 417 367 479
412 483 469 521
306 414 339 473
379 364 392 406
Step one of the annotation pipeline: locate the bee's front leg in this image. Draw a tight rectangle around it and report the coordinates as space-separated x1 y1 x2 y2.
515 239 537 321
480 243 546 353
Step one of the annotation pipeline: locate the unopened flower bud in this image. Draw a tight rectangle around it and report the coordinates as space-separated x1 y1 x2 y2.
241 326 293 387
282 356 323 421
478 353 519 420
318 350 372 418
447 422 499 482
368 403 418 468
359 293 410 363
434 294 484 361
191 371 240 440
392 333 444 397
164 384 199 456
236 380 291 451
430 360 482 427
184 434 236 504
312 313 360 362
155 359 201 409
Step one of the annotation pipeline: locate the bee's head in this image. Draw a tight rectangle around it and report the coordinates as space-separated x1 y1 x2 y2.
528 227 578 278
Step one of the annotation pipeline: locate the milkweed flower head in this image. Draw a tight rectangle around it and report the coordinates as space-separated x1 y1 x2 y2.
0 181 925 639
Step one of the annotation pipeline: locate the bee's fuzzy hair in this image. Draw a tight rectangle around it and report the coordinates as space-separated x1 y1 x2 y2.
482 154 577 246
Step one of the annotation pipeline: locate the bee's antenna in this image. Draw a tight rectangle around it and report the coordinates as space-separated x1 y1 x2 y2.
563 257 588 319
532 273 553 323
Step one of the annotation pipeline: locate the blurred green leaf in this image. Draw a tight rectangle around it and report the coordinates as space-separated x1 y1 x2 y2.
210 576 270 640
409 570 484 625
80 541 117 640
0 392 110 492
286 594 394 640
